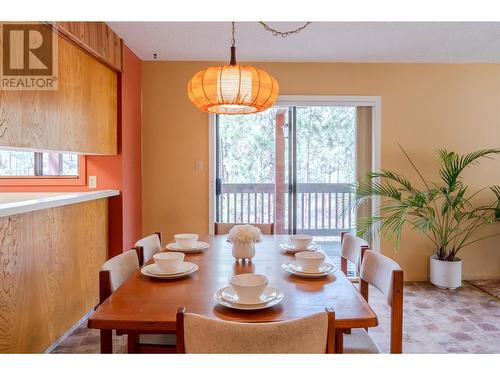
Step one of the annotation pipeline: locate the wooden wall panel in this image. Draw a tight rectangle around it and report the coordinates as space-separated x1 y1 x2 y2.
55 22 122 72
0 199 108 353
0 27 117 154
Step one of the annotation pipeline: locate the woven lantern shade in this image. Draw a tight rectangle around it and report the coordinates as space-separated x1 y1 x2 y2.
187 64 279 115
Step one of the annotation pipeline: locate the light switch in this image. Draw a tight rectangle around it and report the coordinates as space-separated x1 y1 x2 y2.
195 160 203 172
88 175 97 189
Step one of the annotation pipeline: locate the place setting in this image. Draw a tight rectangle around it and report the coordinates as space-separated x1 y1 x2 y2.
281 250 336 278
279 234 322 254
141 252 198 279
214 273 284 310
164 233 210 253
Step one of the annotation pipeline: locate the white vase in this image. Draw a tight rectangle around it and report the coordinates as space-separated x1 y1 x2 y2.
430 255 462 289
232 241 255 261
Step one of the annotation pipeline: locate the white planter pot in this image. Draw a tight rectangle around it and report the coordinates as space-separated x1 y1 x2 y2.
232 241 255 261
430 255 462 289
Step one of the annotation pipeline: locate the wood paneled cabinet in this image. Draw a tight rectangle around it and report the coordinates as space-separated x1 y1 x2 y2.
55 22 122 72
0 23 118 155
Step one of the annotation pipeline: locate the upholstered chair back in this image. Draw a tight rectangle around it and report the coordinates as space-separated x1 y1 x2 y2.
177 310 335 354
360 250 402 306
101 249 140 293
341 232 369 274
134 233 161 264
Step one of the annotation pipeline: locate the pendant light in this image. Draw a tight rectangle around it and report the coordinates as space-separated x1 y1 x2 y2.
187 22 279 115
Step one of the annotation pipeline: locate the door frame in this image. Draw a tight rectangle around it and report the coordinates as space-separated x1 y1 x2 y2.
208 95 381 249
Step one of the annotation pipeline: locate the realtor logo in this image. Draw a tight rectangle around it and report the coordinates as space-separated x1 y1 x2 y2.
0 22 58 90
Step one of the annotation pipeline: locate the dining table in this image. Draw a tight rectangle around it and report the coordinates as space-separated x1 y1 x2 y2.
88 235 378 353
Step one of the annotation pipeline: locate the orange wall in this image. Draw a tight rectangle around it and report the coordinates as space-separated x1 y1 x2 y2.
141 61 500 281
87 45 143 256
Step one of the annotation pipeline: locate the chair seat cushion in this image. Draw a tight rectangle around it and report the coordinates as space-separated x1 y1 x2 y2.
343 329 380 354
138 334 176 346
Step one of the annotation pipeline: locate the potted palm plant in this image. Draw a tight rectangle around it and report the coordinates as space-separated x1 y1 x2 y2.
352 147 500 289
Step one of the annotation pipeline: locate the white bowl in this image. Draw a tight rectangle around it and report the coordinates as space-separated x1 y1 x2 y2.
153 252 185 273
230 273 268 304
174 233 199 249
290 234 313 250
295 251 326 272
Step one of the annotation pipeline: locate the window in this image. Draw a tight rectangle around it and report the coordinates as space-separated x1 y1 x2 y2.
0 150 79 177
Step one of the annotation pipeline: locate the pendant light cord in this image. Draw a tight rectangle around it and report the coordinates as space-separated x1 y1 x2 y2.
229 22 237 65
231 22 236 47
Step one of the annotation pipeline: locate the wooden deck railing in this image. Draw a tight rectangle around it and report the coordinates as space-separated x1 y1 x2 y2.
218 183 354 235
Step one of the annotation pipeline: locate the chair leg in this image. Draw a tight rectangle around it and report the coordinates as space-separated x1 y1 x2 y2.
100 329 112 354
334 330 344 353
341 257 348 276
127 333 138 353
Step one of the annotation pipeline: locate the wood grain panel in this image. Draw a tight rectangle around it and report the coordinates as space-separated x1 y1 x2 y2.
54 22 122 72
0 199 108 353
0 25 117 155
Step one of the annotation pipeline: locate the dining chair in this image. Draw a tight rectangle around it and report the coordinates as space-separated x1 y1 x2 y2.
99 248 142 353
134 232 162 265
176 307 336 354
340 231 369 278
343 249 404 354
214 222 274 235
99 248 176 354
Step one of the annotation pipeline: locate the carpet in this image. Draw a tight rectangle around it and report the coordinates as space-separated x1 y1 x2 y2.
466 279 500 300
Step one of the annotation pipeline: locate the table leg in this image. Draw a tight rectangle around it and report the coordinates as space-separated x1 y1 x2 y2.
100 329 112 354
335 329 344 354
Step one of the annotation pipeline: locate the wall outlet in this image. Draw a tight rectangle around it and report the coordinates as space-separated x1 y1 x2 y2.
88 175 97 189
195 160 203 172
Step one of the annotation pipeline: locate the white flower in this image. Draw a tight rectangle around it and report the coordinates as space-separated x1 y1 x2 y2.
227 224 262 243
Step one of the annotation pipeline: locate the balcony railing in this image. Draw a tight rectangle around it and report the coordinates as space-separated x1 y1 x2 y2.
218 183 355 235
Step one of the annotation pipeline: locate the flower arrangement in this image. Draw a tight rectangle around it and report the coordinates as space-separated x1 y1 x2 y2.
227 224 262 243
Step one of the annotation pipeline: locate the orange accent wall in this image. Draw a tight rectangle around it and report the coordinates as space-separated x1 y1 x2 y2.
0 45 142 258
118 45 142 254
87 45 142 257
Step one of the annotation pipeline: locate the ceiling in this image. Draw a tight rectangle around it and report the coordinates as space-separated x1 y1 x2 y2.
107 22 500 63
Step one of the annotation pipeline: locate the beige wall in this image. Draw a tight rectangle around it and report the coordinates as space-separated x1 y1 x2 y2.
142 61 500 281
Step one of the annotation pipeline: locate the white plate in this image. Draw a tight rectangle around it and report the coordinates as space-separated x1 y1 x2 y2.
221 286 277 305
281 262 336 278
279 243 321 253
146 262 193 276
165 241 210 253
214 286 284 310
141 262 198 279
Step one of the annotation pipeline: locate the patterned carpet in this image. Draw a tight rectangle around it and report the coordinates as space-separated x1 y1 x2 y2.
465 279 500 300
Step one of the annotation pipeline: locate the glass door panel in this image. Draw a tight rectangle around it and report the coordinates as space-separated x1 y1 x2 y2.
293 106 356 237
216 105 357 237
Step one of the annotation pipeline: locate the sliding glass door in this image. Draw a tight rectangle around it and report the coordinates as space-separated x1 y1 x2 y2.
214 101 373 237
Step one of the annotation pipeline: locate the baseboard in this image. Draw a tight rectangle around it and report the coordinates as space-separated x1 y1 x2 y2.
45 309 94 353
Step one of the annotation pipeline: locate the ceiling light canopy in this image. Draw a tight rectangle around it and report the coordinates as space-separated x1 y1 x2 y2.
187 23 279 115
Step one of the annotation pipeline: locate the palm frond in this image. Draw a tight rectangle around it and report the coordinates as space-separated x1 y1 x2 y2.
439 149 500 192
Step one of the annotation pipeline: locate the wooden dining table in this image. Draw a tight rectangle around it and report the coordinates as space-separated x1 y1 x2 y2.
88 235 378 353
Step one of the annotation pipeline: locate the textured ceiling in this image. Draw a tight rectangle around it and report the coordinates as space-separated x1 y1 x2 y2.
107 22 500 63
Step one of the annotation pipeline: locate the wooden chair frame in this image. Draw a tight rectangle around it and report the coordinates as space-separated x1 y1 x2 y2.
359 248 404 354
176 307 336 354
